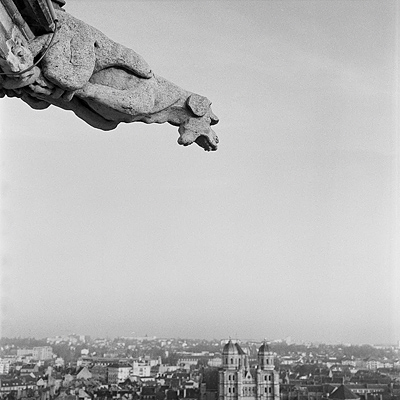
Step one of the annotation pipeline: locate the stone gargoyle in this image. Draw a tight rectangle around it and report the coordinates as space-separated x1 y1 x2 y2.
0 2 219 151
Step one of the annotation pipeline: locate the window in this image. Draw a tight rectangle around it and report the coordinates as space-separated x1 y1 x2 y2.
269 388 272 394
233 376 235 381
269 375 272 381
233 388 235 394
229 375 231 381
231 358 234 364
229 388 231 394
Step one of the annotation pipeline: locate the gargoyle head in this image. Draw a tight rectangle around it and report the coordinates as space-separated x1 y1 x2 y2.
178 94 219 151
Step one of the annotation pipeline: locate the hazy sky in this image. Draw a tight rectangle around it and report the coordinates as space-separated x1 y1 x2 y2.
1 0 399 345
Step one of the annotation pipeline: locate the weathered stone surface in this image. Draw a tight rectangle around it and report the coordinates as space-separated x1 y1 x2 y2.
0 1 219 151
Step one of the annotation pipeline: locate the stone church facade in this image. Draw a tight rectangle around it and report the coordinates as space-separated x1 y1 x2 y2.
218 341 280 400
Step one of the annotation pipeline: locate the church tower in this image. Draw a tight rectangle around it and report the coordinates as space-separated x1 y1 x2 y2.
258 342 274 370
256 342 280 400
222 339 246 370
219 340 247 400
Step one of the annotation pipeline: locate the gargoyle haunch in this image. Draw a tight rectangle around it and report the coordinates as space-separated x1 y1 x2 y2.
0 0 219 151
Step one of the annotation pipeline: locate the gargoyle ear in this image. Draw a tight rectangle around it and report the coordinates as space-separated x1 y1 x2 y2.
187 94 211 117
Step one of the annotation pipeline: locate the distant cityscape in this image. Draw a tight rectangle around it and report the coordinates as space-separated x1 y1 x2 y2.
1 334 400 400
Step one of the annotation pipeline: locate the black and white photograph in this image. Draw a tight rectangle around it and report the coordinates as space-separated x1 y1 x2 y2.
0 0 399 399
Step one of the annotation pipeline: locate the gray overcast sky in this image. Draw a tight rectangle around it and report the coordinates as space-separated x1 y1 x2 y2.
1 0 399 344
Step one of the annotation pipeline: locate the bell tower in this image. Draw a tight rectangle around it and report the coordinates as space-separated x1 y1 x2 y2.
256 341 280 400
258 341 274 370
219 340 247 400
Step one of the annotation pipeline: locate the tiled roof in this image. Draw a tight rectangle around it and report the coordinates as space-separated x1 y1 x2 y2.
307 386 324 392
330 385 359 400
142 387 156 395
78 389 91 398
235 343 246 355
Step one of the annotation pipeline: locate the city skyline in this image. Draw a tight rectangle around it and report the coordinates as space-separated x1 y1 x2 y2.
1 332 399 348
1 1 399 345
